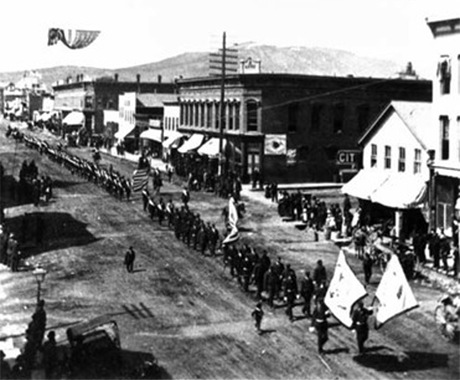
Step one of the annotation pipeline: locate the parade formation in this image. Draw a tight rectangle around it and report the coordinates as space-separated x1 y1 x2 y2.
0 120 459 380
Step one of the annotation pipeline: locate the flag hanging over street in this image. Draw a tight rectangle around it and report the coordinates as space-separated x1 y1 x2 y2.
48 28 100 49
373 254 419 329
131 167 150 192
324 250 368 328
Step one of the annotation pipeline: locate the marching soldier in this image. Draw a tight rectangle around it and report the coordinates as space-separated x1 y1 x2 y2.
300 270 314 317
351 301 373 354
283 272 298 322
263 265 277 308
311 299 330 354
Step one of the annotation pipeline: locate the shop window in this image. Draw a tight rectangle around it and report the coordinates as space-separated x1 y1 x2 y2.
246 100 258 132
214 103 220 130
371 144 377 168
437 56 451 95
228 103 234 130
288 103 299 133
333 103 345 134
384 145 391 169
414 149 421 174
398 147 406 172
206 103 213 128
440 115 450 160
234 103 240 130
200 103 205 127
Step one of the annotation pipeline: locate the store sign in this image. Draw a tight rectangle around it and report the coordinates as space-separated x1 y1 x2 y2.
336 150 360 165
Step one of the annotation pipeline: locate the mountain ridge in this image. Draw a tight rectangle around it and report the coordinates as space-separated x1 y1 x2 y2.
0 44 413 90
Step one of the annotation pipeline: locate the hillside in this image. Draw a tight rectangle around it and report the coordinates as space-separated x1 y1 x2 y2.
0 44 408 89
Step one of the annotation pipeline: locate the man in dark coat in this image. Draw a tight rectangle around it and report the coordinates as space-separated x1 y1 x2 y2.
300 270 314 317
313 260 327 288
283 273 298 322
351 301 373 354
311 299 330 354
362 252 373 285
124 246 136 273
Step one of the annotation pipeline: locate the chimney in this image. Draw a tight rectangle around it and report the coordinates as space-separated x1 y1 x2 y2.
157 75 162 84
114 73 118 82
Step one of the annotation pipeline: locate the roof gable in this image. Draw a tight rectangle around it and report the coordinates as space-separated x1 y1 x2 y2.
359 101 432 150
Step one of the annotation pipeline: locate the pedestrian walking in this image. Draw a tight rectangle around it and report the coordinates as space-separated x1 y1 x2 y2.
251 302 264 334
283 273 298 322
310 299 330 354
124 246 136 273
351 301 373 354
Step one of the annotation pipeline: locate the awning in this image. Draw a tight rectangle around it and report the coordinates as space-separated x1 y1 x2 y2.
341 170 390 200
162 131 183 148
197 138 226 157
114 125 135 140
62 111 84 125
177 133 205 153
140 128 162 143
371 173 427 209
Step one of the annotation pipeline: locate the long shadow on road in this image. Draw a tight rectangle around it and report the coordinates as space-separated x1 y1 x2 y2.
6 211 99 258
353 350 450 372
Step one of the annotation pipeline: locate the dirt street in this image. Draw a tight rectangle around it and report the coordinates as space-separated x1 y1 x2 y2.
0 122 459 379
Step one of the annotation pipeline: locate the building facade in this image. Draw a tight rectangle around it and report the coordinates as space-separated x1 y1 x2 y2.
52 74 177 144
343 101 432 239
426 17 460 239
176 74 431 183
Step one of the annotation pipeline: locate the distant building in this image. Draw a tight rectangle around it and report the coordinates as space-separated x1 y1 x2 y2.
117 92 179 156
176 73 432 183
52 74 177 144
426 16 460 238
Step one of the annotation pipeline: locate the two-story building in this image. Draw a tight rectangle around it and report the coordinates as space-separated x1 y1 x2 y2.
176 72 431 183
52 74 177 145
342 101 432 239
426 16 460 240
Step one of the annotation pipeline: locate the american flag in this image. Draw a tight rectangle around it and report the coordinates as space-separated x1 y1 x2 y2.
132 168 150 192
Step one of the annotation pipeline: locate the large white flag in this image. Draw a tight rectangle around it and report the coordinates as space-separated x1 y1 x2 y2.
227 196 239 230
374 254 419 329
324 250 368 328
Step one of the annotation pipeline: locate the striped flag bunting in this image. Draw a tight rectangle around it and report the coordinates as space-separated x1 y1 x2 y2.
132 167 150 192
48 28 100 49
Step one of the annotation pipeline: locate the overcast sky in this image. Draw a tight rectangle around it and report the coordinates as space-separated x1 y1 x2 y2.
0 0 457 77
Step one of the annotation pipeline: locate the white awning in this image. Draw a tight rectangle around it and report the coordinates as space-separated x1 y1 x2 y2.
62 111 84 125
114 125 135 140
197 138 226 157
177 133 205 153
371 173 427 209
341 170 390 200
162 131 183 148
140 128 162 143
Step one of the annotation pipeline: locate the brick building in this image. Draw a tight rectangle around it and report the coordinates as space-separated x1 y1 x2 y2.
176 73 431 183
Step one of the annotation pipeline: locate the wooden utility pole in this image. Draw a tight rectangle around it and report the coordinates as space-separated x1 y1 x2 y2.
218 32 226 175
